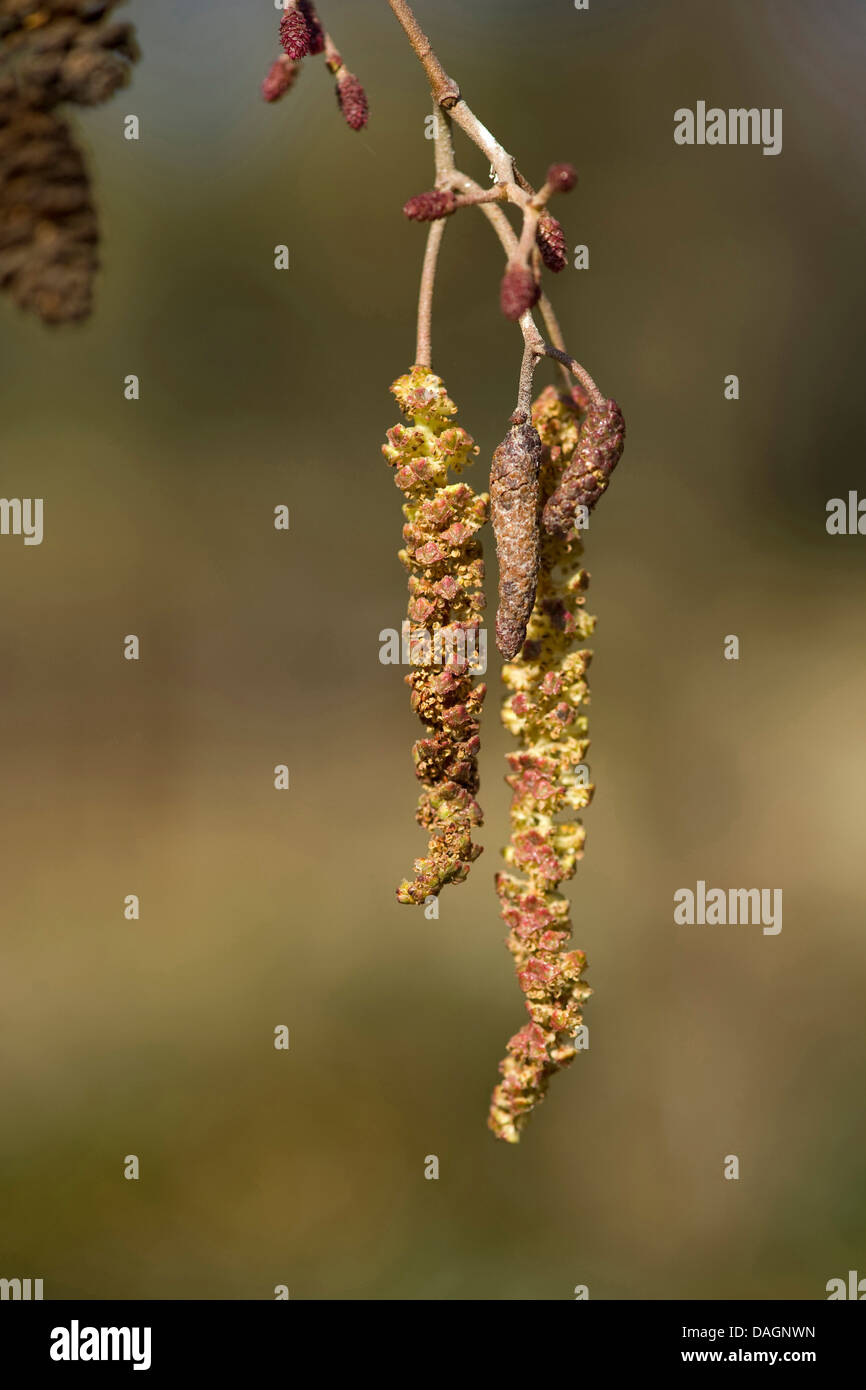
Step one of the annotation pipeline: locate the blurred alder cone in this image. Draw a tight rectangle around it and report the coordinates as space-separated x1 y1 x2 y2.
0 0 139 323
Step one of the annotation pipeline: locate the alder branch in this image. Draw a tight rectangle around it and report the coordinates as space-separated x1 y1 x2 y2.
388 0 585 400
387 0 516 185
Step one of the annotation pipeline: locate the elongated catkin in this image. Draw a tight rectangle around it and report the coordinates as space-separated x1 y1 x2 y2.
489 387 595 1143
542 398 624 537
382 367 489 904
491 422 542 660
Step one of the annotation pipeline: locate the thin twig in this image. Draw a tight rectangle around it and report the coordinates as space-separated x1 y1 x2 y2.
542 344 605 409
515 339 539 419
386 0 517 186
416 217 445 367
386 0 460 107
537 292 572 391
390 0 592 403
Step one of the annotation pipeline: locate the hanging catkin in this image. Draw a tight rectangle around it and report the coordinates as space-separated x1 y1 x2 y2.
489 386 597 1143
382 367 489 905
542 397 625 537
490 420 542 661
0 0 139 323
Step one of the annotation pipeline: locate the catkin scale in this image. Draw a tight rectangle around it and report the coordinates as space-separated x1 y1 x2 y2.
491 422 542 660
542 398 625 537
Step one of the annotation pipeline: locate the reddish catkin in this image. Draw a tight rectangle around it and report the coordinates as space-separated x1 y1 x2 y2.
403 188 457 222
335 67 368 131
542 398 625 537
279 1 325 60
535 210 567 273
500 261 539 321
490 422 542 660
261 56 301 103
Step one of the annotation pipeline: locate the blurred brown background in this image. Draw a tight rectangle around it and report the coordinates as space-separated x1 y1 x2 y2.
1 0 864 1299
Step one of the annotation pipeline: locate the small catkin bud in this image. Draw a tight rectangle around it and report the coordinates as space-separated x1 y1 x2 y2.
542 399 625 536
336 68 368 130
279 2 324 60
261 55 300 103
403 189 457 221
491 423 543 659
535 211 567 273
500 261 540 321
547 162 578 193
279 8 311 59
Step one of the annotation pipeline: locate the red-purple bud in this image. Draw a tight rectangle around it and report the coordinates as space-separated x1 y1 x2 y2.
403 189 457 222
261 55 300 103
500 262 540 321
279 2 324 60
336 69 369 131
535 211 567 272
547 162 577 193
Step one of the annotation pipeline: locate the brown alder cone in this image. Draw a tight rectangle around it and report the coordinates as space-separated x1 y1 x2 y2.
542 398 625 537
491 421 542 660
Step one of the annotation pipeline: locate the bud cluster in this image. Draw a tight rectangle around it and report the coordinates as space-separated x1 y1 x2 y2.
499 160 577 321
270 1 368 131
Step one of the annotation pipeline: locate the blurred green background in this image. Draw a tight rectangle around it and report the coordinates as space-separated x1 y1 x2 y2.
1 0 865 1300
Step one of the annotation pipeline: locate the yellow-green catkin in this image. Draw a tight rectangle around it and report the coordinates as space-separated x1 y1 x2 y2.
488 385 596 1142
382 367 489 904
